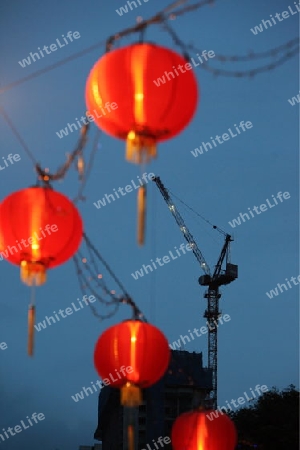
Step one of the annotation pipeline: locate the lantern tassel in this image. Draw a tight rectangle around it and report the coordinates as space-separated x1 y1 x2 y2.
128 424 134 450
20 261 47 286
121 383 142 407
120 383 141 450
28 304 35 357
126 131 156 164
137 185 146 246
123 406 138 450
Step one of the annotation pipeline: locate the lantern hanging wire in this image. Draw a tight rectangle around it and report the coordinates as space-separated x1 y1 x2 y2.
73 232 148 323
0 106 148 340
0 0 298 97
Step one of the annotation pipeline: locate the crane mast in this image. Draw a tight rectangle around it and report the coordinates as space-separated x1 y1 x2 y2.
153 176 238 409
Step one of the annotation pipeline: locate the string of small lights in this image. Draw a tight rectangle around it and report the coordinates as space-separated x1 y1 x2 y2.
0 106 92 189
198 44 299 78
161 20 299 77
0 0 298 96
75 233 148 322
73 129 102 203
0 0 298 329
0 106 147 325
105 1 299 78
189 37 299 62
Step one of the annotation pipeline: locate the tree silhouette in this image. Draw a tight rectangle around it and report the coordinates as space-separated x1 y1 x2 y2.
230 385 299 450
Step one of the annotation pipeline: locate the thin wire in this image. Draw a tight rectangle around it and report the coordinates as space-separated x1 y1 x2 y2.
36 124 90 182
83 233 131 298
0 105 92 185
0 39 106 95
169 0 216 17
162 19 299 77
74 242 148 322
73 255 120 321
0 106 38 165
199 46 299 78
73 129 102 203
0 0 297 97
168 188 227 235
0 1 216 95
78 249 117 301
187 37 299 62
162 0 190 14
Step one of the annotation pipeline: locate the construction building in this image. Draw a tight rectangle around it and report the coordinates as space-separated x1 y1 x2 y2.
93 349 213 450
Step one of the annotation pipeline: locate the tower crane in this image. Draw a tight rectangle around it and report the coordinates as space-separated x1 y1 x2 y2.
153 176 238 409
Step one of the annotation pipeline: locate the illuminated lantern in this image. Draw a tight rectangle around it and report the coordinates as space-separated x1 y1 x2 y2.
94 319 170 401
85 43 198 164
85 43 199 246
94 320 170 450
0 186 83 355
172 408 237 450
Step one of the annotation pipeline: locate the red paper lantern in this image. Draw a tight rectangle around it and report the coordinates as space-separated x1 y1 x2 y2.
0 186 83 286
94 320 171 406
85 43 199 164
171 409 237 450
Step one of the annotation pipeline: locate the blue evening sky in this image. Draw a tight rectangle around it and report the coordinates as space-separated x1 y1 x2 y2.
0 0 299 448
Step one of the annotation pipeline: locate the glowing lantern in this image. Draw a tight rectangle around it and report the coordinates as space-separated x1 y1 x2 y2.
85 43 199 245
94 320 170 450
171 408 237 450
85 43 198 164
0 186 83 355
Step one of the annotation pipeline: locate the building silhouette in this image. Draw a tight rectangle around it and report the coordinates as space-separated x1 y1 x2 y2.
93 350 213 450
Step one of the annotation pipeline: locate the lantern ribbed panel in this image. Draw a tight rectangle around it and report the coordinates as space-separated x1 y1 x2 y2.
0 187 83 268
171 409 237 450
94 320 171 388
85 43 198 142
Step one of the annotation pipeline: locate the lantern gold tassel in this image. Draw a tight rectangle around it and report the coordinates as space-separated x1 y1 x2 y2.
137 185 146 246
28 305 35 356
121 383 142 407
126 131 156 164
128 424 134 450
121 384 141 450
20 261 46 287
